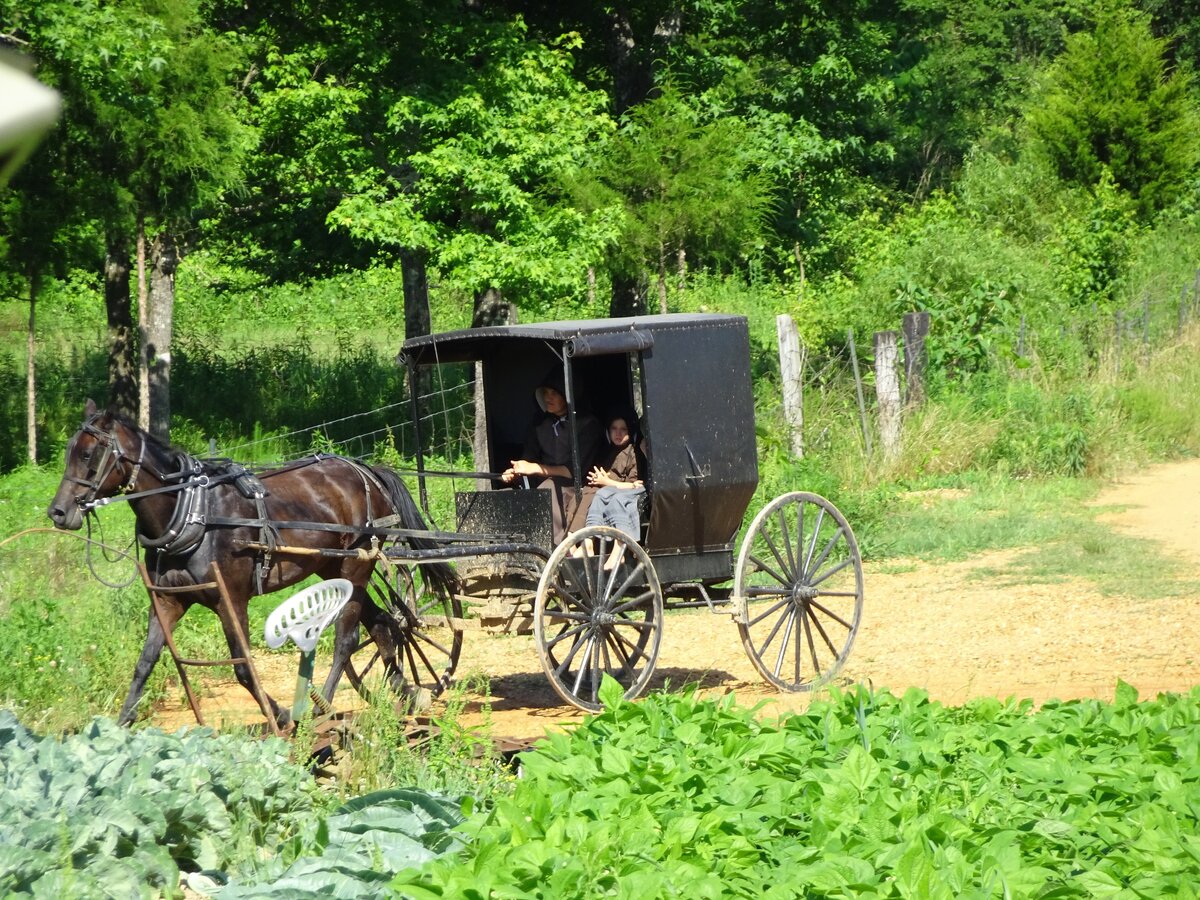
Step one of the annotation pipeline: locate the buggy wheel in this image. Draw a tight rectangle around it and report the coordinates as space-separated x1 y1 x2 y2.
534 526 663 712
734 492 863 692
344 564 463 710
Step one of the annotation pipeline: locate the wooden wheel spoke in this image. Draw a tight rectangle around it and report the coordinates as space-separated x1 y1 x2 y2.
559 582 594 613
808 556 853 589
406 632 450 683
611 590 656 617
749 595 791 627
775 507 798 581
554 630 591 681
606 561 647 602
805 527 846 581
350 649 381 683
773 608 798 678
600 547 629 597
801 609 822 678
802 506 827 575
808 598 855 632
588 639 602 704
402 637 423 686
600 633 616 676
754 601 791 660
546 622 588 651
806 606 842 658
612 616 656 632
605 628 638 670
747 551 790 588
408 628 453 661
571 635 598 696
762 527 796 584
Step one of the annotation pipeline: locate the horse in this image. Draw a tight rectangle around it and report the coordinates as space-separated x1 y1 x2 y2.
47 399 457 728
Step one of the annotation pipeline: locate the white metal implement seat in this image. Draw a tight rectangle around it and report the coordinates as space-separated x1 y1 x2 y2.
264 578 354 719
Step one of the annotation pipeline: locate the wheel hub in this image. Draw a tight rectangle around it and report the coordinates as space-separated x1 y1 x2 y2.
792 583 817 604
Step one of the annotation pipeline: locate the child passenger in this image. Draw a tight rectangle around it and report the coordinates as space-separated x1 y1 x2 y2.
567 409 648 566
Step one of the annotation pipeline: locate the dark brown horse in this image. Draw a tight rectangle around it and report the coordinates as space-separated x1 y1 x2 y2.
47 400 456 727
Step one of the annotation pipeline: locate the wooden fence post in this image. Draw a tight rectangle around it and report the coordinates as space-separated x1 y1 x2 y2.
874 330 901 461
901 311 930 406
776 314 806 459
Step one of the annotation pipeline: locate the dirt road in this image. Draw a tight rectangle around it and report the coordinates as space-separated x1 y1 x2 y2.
154 460 1200 740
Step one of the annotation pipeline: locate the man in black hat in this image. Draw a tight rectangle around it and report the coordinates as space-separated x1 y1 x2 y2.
501 373 602 544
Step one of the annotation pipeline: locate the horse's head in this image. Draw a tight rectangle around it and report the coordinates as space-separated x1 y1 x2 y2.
47 399 146 530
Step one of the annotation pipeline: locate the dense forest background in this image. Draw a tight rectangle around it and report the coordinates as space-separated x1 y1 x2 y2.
2 0 1200 486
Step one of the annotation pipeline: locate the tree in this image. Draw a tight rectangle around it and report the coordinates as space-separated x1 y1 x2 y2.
3 0 252 435
568 88 774 314
327 20 618 323
1026 10 1200 216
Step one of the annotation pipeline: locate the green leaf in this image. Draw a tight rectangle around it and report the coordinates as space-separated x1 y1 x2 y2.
598 674 625 709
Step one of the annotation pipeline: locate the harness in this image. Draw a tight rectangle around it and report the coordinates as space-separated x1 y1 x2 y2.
73 416 388 594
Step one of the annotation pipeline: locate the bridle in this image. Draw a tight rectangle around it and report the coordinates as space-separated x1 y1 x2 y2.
66 415 148 513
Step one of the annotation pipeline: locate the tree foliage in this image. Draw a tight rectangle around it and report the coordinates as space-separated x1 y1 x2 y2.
566 87 775 311
327 21 617 315
1026 9 1200 215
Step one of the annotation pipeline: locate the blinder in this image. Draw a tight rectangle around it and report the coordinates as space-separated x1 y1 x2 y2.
68 416 146 513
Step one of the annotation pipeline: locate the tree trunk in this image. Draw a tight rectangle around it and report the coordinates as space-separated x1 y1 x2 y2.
610 273 646 318
401 248 432 340
147 232 179 442
136 212 150 430
471 287 517 488
104 239 137 418
607 9 651 116
657 242 668 314
606 5 680 115
401 248 433 404
25 272 39 464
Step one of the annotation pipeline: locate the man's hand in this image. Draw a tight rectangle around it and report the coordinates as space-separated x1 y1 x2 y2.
503 459 543 483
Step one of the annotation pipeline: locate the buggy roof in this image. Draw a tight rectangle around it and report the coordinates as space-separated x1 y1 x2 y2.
398 312 744 366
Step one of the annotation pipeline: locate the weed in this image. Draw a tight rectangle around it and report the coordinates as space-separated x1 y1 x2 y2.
333 672 513 804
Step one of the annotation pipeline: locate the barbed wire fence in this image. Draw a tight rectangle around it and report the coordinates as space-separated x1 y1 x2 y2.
784 269 1200 463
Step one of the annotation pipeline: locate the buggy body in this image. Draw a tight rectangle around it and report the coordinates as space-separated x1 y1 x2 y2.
397 313 863 710
400 313 758 584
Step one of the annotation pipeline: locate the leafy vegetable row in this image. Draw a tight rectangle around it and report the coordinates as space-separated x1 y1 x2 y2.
395 679 1200 898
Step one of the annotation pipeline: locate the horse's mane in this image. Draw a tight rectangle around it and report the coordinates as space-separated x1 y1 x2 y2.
101 408 201 473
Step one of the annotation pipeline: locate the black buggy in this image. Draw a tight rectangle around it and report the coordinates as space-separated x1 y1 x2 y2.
388 312 864 712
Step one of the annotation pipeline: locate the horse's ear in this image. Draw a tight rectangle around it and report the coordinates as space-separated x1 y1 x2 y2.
84 398 97 417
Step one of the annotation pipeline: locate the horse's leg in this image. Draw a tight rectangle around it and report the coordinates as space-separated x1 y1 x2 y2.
218 600 288 729
118 599 185 726
360 592 408 694
320 587 368 702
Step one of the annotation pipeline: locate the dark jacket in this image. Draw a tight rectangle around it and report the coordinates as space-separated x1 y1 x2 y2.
521 412 602 480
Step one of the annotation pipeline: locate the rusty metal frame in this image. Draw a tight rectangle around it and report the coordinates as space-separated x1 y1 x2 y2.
140 562 282 737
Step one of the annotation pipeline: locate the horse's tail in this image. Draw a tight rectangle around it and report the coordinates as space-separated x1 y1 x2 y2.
370 464 460 599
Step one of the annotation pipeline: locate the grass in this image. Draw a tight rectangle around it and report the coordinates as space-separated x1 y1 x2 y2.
877 470 1200 600
5 316 1200 804
330 672 515 803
